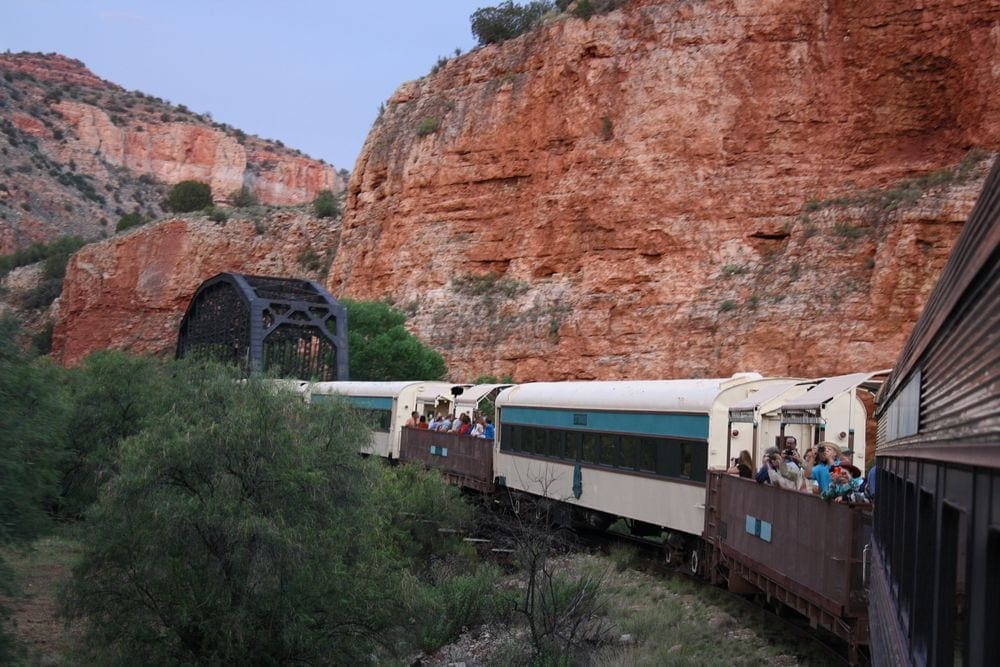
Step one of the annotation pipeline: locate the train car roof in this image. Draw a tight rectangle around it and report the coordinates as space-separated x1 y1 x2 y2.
497 378 743 413
310 381 450 396
780 372 887 411
729 380 805 411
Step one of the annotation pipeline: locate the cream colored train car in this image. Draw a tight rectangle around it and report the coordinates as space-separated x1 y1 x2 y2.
492 374 792 540
309 381 459 458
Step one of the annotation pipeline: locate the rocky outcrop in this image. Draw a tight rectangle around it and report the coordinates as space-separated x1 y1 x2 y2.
52 212 339 365
0 53 346 254
328 0 1000 381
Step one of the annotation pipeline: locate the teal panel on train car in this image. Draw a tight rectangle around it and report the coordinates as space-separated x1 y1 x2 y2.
311 394 393 410
501 406 709 440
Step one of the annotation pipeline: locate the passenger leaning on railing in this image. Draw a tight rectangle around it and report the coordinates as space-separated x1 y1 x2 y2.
755 447 781 484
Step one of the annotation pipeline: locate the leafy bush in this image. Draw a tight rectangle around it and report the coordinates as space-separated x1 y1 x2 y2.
342 299 447 380
206 205 228 222
0 236 81 277
115 211 144 232
312 189 340 218
227 186 257 207
0 317 68 661
60 365 484 663
164 179 212 212
20 279 64 309
471 1 553 45
417 116 440 136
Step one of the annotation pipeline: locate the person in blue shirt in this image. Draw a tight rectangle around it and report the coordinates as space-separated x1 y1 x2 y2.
809 443 839 495
481 417 495 440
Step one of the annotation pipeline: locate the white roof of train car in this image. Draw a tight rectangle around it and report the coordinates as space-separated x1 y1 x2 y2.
497 379 737 414
310 381 427 396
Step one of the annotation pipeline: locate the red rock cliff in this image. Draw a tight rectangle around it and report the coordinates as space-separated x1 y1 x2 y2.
53 212 339 365
328 0 1000 381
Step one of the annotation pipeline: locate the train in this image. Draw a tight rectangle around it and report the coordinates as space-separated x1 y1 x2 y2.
868 158 1000 666
284 165 998 666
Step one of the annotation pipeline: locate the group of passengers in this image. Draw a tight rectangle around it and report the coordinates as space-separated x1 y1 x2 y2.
405 410 495 439
728 437 873 502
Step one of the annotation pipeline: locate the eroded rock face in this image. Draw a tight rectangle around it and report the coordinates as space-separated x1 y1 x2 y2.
52 212 339 366
0 52 346 254
328 0 1000 381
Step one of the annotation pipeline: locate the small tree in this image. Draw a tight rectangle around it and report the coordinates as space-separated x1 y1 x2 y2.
227 186 257 207
165 180 212 212
342 299 447 381
470 1 553 46
312 189 340 218
115 211 144 232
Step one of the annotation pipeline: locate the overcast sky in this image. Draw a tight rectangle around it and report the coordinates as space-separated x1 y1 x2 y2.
1 0 490 172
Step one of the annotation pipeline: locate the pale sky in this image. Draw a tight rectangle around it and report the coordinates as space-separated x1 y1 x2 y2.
1 0 491 172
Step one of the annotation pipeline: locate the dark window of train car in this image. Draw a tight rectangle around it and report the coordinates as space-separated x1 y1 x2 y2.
900 480 918 630
549 430 565 459
657 440 682 477
599 434 617 467
359 408 391 432
581 433 599 464
985 528 1000 667
639 438 657 472
565 431 581 460
501 424 519 451
680 443 694 479
524 427 541 455
912 489 936 662
619 435 638 470
933 503 963 667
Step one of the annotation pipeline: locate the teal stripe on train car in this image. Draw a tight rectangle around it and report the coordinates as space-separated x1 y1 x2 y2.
501 406 709 440
311 394 394 410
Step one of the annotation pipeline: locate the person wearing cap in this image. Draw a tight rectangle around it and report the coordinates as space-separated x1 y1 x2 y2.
839 449 855 467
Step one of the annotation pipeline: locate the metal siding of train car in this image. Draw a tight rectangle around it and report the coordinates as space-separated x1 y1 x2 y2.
703 471 870 656
873 157 1000 666
398 428 494 493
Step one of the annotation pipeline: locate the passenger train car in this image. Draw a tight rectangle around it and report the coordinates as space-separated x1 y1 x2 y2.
869 159 1000 666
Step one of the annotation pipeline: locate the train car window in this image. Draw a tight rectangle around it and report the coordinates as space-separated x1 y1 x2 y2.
912 489 936 661
680 443 694 479
639 438 657 472
599 434 617 467
565 431 581 460
357 408 391 432
619 435 638 470
523 427 539 455
986 528 1000 667
934 503 963 667
581 433 599 464
900 480 918 630
549 430 565 459
657 440 682 477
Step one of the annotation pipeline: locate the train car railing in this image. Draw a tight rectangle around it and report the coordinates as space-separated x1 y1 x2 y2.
703 470 871 661
398 427 495 493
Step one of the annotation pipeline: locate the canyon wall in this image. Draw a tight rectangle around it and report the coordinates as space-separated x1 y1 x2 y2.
53 212 339 365
0 53 346 253
328 0 1000 381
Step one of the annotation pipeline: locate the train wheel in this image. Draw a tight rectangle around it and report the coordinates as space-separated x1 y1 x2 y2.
688 548 700 576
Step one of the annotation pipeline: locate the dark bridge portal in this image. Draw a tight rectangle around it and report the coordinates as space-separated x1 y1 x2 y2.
176 272 348 380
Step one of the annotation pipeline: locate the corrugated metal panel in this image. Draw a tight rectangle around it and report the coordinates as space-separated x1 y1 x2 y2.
880 157 1000 415
399 427 494 492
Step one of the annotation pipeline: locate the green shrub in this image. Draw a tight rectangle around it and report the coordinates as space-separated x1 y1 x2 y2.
312 189 340 218
206 205 228 222
164 180 212 212
719 299 737 312
470 1 553 45
417 116 440 136
342 299 447 380
227 186 257 207
298 247 322 271
115 212 144 232
0 235 82 277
